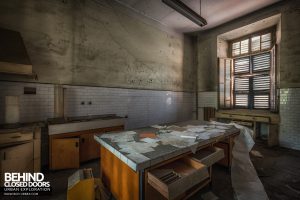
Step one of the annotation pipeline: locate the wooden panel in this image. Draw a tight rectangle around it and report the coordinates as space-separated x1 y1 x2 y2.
51 138 79 170
0 141 33 160
101 146 139 200
80 133 100 162
214 142 229 167
0 61 32 75
0 142 34 185
216 109 280 124
204 107 216 121
190 147 224 167
216 112 269 123
148 157 209 200
49 125 124 170
0 131 33 147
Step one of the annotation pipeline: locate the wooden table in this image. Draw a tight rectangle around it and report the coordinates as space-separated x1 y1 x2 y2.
95 120 239 200
216 109 280 146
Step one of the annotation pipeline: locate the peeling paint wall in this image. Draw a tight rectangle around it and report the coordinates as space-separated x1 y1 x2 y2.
196 0 300 91
0 0 196 92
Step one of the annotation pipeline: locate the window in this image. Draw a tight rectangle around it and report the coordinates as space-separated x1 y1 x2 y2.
219 29 276 110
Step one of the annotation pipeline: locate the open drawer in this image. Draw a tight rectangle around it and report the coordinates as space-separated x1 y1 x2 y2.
147 157 209 200
190 147 224 167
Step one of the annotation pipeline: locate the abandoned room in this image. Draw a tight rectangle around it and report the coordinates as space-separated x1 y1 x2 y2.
0 0 299 199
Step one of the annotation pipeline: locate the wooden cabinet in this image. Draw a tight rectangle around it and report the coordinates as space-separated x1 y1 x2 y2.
80 133 100 163
0 141 34 185
0 127 41 185
214 142 229 167
51 138 80 170
49 125 124 170
147 157 209 200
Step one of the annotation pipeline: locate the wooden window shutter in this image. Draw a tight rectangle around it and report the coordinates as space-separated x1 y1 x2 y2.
270 46 277 111
218 58 232 109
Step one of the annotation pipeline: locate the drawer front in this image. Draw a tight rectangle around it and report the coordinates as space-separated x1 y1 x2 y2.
214 142 229 167
147 157 209 200
190 147 224 167
0 131 33 146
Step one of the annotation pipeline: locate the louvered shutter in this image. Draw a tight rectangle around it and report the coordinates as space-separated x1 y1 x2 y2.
234 57 250 73
253 52 271 72
218 58 232 109
233 55 250 108
251 33 271 52
252 53 271 109
270 46 277 111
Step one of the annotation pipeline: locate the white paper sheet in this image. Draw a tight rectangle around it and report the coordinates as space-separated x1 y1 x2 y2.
140 138 160 144
210 121 268 200
151 125 167 129
118 141 155 154
159 133 197 148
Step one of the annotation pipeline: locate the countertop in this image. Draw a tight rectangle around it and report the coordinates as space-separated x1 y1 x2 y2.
48 114 125 135
94 120 239 171
47 114 124 125
0 122 44 133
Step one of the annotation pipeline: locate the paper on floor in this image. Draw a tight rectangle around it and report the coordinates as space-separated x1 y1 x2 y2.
214 121 268 200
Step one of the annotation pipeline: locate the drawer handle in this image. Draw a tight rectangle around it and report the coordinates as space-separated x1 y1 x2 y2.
10 135 21 138
81 138 85 143
3 152 6 160
75 142 79 147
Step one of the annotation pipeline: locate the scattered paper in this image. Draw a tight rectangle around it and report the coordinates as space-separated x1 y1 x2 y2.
101 131 137 143
139 132 157 139
206 128 226 133
140 137 160 144
151 125 167 129
159 133 197 148
216 125 230 130
187 127 206 133
111 134 135 143
118 141 155 154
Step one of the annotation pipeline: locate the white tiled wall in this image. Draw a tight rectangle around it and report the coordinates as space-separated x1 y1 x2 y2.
197 91 217 121
197 91 218 108
0 81 54 123
64 85 195 129
0 81 195 130
280 88 300 150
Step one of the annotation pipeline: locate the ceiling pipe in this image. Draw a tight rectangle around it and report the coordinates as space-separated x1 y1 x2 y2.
162 0 207 27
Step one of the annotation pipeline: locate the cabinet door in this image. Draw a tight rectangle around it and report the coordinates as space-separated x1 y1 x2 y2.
51 138 79 170
80 133 100 162
0 142 34 185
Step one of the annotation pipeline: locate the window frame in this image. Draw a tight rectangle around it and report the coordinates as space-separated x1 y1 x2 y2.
229 28 276 110
229 27 276 58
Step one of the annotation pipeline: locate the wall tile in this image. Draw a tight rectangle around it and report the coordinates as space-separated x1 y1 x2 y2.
279 88 300 150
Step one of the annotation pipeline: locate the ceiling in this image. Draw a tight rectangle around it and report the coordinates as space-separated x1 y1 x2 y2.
115 0 281 33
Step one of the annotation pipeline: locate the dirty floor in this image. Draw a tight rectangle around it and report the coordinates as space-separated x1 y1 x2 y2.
13 140 300 200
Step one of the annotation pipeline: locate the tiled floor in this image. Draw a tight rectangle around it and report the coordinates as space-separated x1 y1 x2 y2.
36 140 300 200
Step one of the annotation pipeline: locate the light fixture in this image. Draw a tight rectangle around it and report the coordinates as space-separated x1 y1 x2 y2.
162 0 207 27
